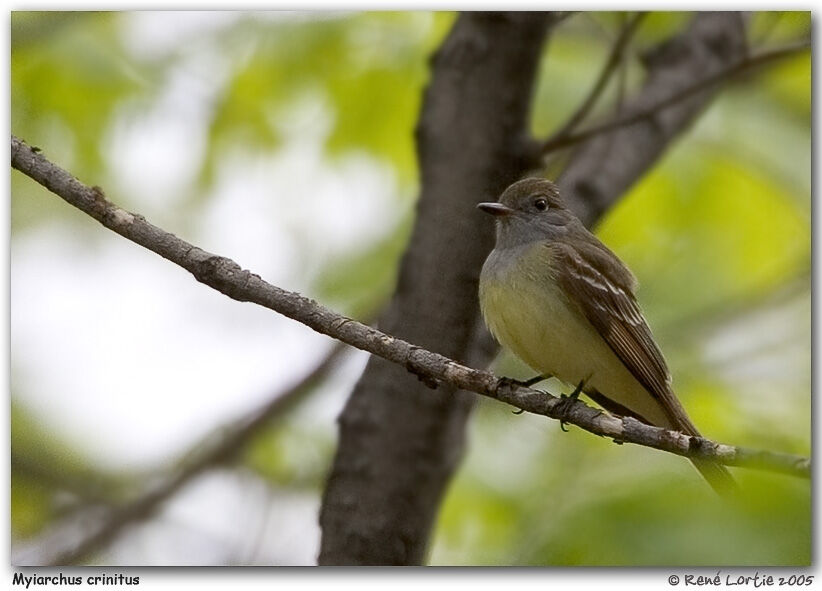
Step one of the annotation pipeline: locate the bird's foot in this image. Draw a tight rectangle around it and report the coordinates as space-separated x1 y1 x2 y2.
498 374 552 415
517 373 553 388
558 379 585 432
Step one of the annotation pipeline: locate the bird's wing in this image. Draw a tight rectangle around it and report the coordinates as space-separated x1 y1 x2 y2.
551 239 697 435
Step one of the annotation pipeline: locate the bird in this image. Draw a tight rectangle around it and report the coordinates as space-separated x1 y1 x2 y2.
477 176 735 494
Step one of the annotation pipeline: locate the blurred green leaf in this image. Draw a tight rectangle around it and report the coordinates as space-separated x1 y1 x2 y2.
597 133 809 334
432 400 810 566
11 473 54 540
202 12 453 188
11 12 158 232
11 399 121 539
759 53 811 118
11 12 152 179
749 11 810 45
244 422 334 490
313 211 412 319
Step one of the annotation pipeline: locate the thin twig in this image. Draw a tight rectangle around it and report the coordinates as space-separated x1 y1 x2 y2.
542 39 810 155
11 135 810 484
552 12 578 27
613 14 630 116
549 12 646 141
43 342 348 565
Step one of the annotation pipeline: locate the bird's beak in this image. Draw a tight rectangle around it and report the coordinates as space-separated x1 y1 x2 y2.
477 202 514 217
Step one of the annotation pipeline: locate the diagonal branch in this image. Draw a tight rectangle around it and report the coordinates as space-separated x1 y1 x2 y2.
11 135 810 480
543 38 810 156
548 11 647 142
556 11 746 227
40 342 349 566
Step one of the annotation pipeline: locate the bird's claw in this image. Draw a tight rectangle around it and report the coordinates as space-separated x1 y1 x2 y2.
557 379 585 432
500 374 552 389
499 375 551 417
519 373 552 388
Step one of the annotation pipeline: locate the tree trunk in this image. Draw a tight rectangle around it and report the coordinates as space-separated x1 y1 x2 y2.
318 12 554 565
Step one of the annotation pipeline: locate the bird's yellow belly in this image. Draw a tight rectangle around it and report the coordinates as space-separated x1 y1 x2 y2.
480 274 602 381
479 263 670 427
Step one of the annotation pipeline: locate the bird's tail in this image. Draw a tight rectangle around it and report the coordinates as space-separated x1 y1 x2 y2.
585 387 738 496
690 457 737 497
674 413 738 497
657 394 738 497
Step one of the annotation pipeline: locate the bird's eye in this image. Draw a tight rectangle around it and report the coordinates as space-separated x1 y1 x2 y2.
534 197 548 211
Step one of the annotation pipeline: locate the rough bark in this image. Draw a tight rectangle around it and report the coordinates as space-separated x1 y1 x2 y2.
317 13 554 566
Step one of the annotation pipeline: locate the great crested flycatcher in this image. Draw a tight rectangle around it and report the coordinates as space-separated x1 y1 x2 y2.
478 177 734 494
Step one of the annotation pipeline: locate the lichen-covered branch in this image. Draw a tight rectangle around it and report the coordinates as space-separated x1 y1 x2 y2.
11 135 810 480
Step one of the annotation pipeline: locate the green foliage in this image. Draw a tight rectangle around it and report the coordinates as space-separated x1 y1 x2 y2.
244 422 335 490
200 12 453 188
11 399 114 539
11 12 152 180
11 472 54 539
515 472 811 566
11 13 143 230
750 11 811 45
531 25 608 138
760 53 811 118
433 400 810 566
313 210 413 318
597 142 809 332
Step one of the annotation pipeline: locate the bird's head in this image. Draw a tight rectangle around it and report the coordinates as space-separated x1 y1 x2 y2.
478 177 576 248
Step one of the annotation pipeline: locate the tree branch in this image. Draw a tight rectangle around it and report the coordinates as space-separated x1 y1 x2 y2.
38 342 349 566
10 135 810 480
556 12 750 227
543 38 809 156
547 11 646 141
